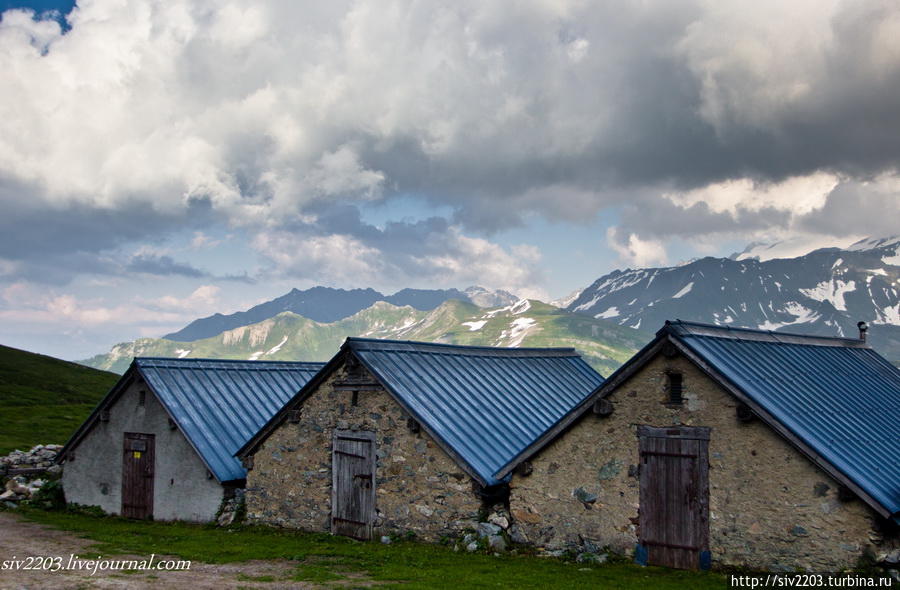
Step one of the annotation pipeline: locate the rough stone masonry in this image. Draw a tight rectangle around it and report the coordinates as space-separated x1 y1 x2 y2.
509 353 900 572
245 364 484 541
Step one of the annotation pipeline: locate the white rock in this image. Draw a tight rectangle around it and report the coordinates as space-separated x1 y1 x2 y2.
415 504 434 517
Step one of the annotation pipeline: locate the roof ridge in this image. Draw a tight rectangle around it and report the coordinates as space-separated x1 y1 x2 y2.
344 337 578 355
135 357 326 365
344 337 581 358
662 320 869 348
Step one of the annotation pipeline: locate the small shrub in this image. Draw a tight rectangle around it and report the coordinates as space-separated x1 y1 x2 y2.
28 479 66 511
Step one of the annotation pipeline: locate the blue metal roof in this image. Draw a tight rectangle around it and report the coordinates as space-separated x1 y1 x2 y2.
135 358 325 482
664 321 900 522
346 338 605 486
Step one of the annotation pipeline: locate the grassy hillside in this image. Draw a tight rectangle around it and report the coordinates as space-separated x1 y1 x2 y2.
83 299 650 377
0 344 119 454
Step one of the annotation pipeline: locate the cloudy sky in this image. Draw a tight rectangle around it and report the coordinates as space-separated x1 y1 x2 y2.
1 0 899 360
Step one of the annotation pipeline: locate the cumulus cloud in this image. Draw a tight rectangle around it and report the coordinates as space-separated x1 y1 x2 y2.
1 0 900 292
606 228 669 268
609 173 900 255
252 205 543 295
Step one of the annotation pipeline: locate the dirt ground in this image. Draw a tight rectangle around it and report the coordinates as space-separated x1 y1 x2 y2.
0 512 325 589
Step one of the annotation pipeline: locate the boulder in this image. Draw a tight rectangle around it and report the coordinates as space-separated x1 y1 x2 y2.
487 535 507 552
477 522 501 538
508 525 529 545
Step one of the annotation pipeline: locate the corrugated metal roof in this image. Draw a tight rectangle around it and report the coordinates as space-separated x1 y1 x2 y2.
135 358 325 482
665 320 900 522
346 338 605 486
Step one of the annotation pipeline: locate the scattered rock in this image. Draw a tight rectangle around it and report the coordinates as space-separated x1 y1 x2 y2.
215 490 245 527
790 525 808 537
466 542 479 552
879 550 900 566
573 487 598 504
477 522 501 538
488 514 509 529
380 536 392 544
216 511 235 527
508 525 529 545
487 535 507 552
576 552 608 565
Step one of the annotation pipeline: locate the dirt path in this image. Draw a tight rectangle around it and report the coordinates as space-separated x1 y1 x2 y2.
0 512 317 589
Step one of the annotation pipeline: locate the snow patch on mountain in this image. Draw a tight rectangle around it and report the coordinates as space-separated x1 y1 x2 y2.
847 235 900 251
175 349 191 358
734 235 860 262
511 299 531 315
462 320 487 331
499 317 537 347
595 306 620 319
265 335 288 356
877 303 900 325
884 252 900 266
550 288 583 309
799 280 856 311
672 282 694 299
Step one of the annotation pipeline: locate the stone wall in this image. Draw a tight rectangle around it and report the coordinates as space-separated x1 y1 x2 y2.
61 380 225 522
510 352 899 571
245 362 483 541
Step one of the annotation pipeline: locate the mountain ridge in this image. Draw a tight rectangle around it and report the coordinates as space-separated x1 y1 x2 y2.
163 285 518 342
564 236 900 361
83 298 649 376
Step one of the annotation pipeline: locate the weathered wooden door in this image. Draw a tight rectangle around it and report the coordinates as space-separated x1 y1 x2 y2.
331 430 375 540
121 433 155 519
637 425 710 570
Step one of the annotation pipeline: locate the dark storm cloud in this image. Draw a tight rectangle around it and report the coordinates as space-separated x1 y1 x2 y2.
799 181 900 237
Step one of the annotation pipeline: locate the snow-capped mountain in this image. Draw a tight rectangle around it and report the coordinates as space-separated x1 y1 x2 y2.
566 236 900 361
163 285 518 342
84 299 648 376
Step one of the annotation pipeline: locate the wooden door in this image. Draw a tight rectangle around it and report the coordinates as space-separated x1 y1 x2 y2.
122 433 155 519
331 430 375 540
637 425 710 570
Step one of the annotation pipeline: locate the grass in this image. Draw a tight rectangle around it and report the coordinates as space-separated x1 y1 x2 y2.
0 343 119 453
15 507 729 589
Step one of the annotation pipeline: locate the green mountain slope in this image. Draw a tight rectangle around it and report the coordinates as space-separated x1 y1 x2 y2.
82 299 649 376
0 344 120 454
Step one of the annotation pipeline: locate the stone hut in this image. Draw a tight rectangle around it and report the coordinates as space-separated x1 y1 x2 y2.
58 357 324 522
498 320 900 571
236 338 605 541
